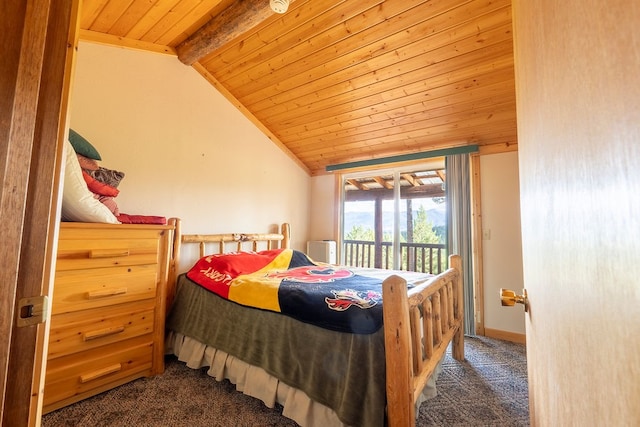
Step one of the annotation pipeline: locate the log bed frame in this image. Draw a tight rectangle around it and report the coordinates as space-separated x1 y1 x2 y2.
166 218 464 427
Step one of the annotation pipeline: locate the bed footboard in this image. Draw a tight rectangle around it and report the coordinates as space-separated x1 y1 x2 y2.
383 254 464 427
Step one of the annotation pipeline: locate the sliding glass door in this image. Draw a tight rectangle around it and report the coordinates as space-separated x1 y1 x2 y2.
340 161 447 274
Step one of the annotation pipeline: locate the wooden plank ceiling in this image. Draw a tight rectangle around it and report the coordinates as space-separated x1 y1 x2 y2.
79 0 517 176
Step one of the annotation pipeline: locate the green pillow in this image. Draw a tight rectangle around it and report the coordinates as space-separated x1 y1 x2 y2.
68 129 102 161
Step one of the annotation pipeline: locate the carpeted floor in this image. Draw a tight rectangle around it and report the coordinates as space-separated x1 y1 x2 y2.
42 336 528 427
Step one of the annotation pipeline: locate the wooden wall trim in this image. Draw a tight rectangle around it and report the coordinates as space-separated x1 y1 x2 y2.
484 328 527 344
326 145 478 172
479 142 518 155
484 328 526 345
470 154 485 336
79 29 177 56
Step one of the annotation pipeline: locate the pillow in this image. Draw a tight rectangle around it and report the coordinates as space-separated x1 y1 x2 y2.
76 154 99 171
117 213 167 225
61 140 119 224
82 171 120 197
88 167 125 188
95 195 120 216
68 129 102 160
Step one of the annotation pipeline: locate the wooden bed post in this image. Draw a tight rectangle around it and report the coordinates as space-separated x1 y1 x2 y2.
383 275 414 427
281 223 291 248
384 255 465 427
450 254 465 361
166 217 181 311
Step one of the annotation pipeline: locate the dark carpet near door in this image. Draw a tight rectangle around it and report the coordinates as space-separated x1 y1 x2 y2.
42 336 528 427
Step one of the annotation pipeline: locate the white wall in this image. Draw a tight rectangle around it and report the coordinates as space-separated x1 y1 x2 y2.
480 151 525 334
309 174 337 240
69 42 311 270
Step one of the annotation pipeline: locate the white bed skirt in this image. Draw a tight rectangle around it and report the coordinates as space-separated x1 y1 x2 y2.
166 331 441 427
166 331 348 427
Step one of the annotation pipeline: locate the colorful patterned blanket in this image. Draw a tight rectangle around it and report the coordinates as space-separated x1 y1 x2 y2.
186 249 387 334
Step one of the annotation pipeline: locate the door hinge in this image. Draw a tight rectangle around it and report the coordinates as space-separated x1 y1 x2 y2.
17 295 49 327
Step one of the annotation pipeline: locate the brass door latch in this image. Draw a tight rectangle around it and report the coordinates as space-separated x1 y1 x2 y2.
500 288 528 312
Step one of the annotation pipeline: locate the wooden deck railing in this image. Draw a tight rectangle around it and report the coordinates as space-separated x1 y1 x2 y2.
342 240 447 274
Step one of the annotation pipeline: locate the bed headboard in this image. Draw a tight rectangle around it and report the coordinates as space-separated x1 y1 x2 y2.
166 218 290 310
182 226 291 258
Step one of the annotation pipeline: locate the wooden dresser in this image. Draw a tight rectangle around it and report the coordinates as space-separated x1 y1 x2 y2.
43 221 174 413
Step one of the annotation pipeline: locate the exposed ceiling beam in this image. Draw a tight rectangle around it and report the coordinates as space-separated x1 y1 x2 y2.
177 0 289 65
401 173 421 187
345 184 445 202
373 176 393 189
346 179 368 190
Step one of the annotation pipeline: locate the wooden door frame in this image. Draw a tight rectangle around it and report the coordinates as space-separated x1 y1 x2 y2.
469 154 485 336
1 0 79 425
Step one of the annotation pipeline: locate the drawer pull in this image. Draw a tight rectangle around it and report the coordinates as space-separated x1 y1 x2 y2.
86 288 128 299
89 249 130 258
83 325 126 341
79 363 122 383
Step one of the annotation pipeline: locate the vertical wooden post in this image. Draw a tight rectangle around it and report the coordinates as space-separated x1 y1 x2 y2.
165 217 181 313
383 275 414 427
280 222 290 248
374 197 383 268
406 198 414 271
450 254 465 361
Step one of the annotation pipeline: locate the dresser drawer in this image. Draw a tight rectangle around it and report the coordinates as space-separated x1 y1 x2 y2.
56 236 160 271
48 300 155 360
52 265 158 315
44 221 174 413
43 336 154 409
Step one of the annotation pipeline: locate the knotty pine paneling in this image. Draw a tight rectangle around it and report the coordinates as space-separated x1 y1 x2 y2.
78 0 517 175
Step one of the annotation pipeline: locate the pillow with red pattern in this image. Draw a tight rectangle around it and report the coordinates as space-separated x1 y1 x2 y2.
82 170 119 197
95 195 120 216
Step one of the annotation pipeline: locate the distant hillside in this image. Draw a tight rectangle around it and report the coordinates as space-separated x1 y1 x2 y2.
344 206 446 234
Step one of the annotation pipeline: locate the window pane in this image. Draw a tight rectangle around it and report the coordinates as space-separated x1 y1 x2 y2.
341 163 447 273
399 168 447 273
342 200 375 267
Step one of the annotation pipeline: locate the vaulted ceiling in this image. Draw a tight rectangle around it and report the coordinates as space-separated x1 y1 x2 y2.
79 0 517 176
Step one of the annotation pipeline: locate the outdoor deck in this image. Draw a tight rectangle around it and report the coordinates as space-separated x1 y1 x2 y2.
343 240 447 274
